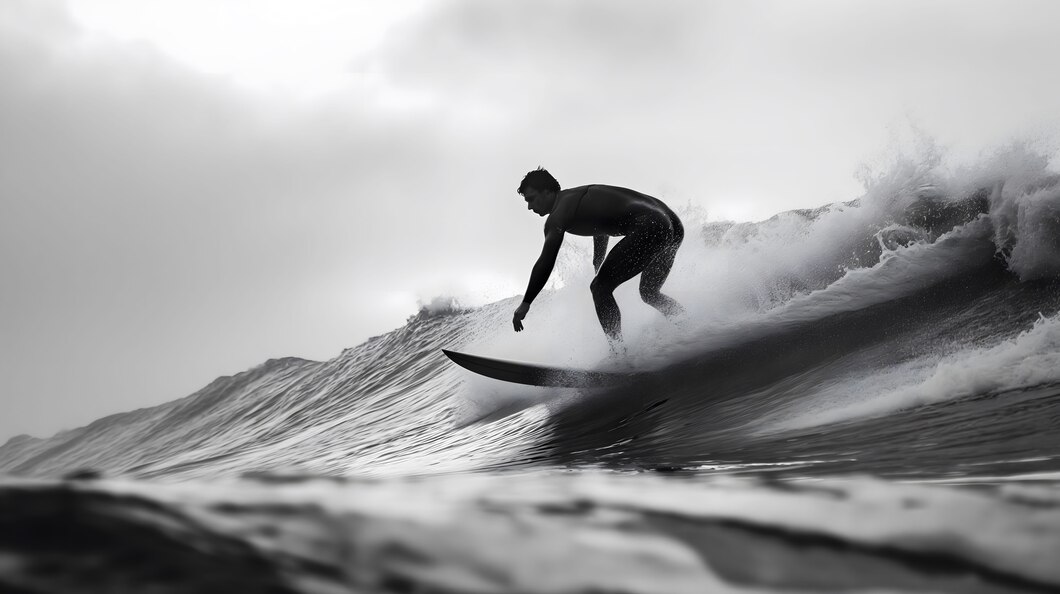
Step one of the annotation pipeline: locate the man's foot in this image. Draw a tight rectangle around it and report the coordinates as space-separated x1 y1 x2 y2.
604 338 637 371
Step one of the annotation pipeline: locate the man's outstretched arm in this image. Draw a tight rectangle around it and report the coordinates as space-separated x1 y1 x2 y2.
593 235 608 273
514 226 565 332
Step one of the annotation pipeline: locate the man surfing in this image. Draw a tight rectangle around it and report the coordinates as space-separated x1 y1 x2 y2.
513 167 684 345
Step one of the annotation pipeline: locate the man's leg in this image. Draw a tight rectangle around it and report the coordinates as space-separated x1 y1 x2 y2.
640 214 684 317
590 222 668 342
589 278 622 343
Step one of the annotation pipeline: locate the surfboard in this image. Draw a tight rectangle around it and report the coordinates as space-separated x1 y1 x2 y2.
441 349 632 388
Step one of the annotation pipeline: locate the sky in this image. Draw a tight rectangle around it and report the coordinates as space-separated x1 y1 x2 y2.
2 0 1060 441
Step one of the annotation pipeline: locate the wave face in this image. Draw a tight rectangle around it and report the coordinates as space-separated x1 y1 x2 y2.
3 144 1060 481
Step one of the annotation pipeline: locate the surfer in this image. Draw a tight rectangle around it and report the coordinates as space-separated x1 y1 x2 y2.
513 167 684 344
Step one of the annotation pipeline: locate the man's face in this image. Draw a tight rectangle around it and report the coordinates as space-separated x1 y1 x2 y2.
522 188 551 216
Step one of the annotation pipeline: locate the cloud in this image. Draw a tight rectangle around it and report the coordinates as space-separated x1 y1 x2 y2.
0 0 462 304
366 0 725 129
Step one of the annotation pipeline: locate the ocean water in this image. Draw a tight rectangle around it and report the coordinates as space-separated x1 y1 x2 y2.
3 144 1060 592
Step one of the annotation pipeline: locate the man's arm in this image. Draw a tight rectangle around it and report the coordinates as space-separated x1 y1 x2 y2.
514 225 565 332
593 235 608 273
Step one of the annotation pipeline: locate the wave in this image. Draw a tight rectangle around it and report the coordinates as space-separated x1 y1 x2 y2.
2 143 1060 480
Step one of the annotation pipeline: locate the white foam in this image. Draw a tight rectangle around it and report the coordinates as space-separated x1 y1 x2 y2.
1004 183 1060 280
770 216 996 325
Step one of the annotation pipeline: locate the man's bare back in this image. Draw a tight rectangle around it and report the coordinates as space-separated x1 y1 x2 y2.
546 185 679 238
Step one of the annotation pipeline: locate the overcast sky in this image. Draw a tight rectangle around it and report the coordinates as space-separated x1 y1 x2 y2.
2 0 1059 441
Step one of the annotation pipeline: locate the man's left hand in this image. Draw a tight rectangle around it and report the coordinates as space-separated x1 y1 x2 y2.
513 302 530 332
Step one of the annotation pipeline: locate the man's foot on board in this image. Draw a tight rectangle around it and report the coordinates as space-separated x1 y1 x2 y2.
603 339 637 372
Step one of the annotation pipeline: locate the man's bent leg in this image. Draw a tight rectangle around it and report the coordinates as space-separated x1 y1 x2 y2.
640 216 684 317
589 276 622 342
639 247 683 316
591 228 662 341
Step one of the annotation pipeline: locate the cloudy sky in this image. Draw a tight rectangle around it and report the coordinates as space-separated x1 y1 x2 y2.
2 0 1059 441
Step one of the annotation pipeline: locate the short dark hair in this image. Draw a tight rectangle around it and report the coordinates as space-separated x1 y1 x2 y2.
517 167 560 195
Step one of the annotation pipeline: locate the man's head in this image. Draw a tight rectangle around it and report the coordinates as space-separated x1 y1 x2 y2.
518 167 560 217
518 167 560 196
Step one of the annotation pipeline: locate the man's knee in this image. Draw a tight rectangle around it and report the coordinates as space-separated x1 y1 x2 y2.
590 276 615 298
639 285 661 303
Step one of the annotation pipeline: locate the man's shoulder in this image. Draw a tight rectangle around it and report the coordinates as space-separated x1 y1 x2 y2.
583 184 650 200
561 184 591 197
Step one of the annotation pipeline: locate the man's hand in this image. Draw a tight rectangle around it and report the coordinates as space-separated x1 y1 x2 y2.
513 302 530 332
